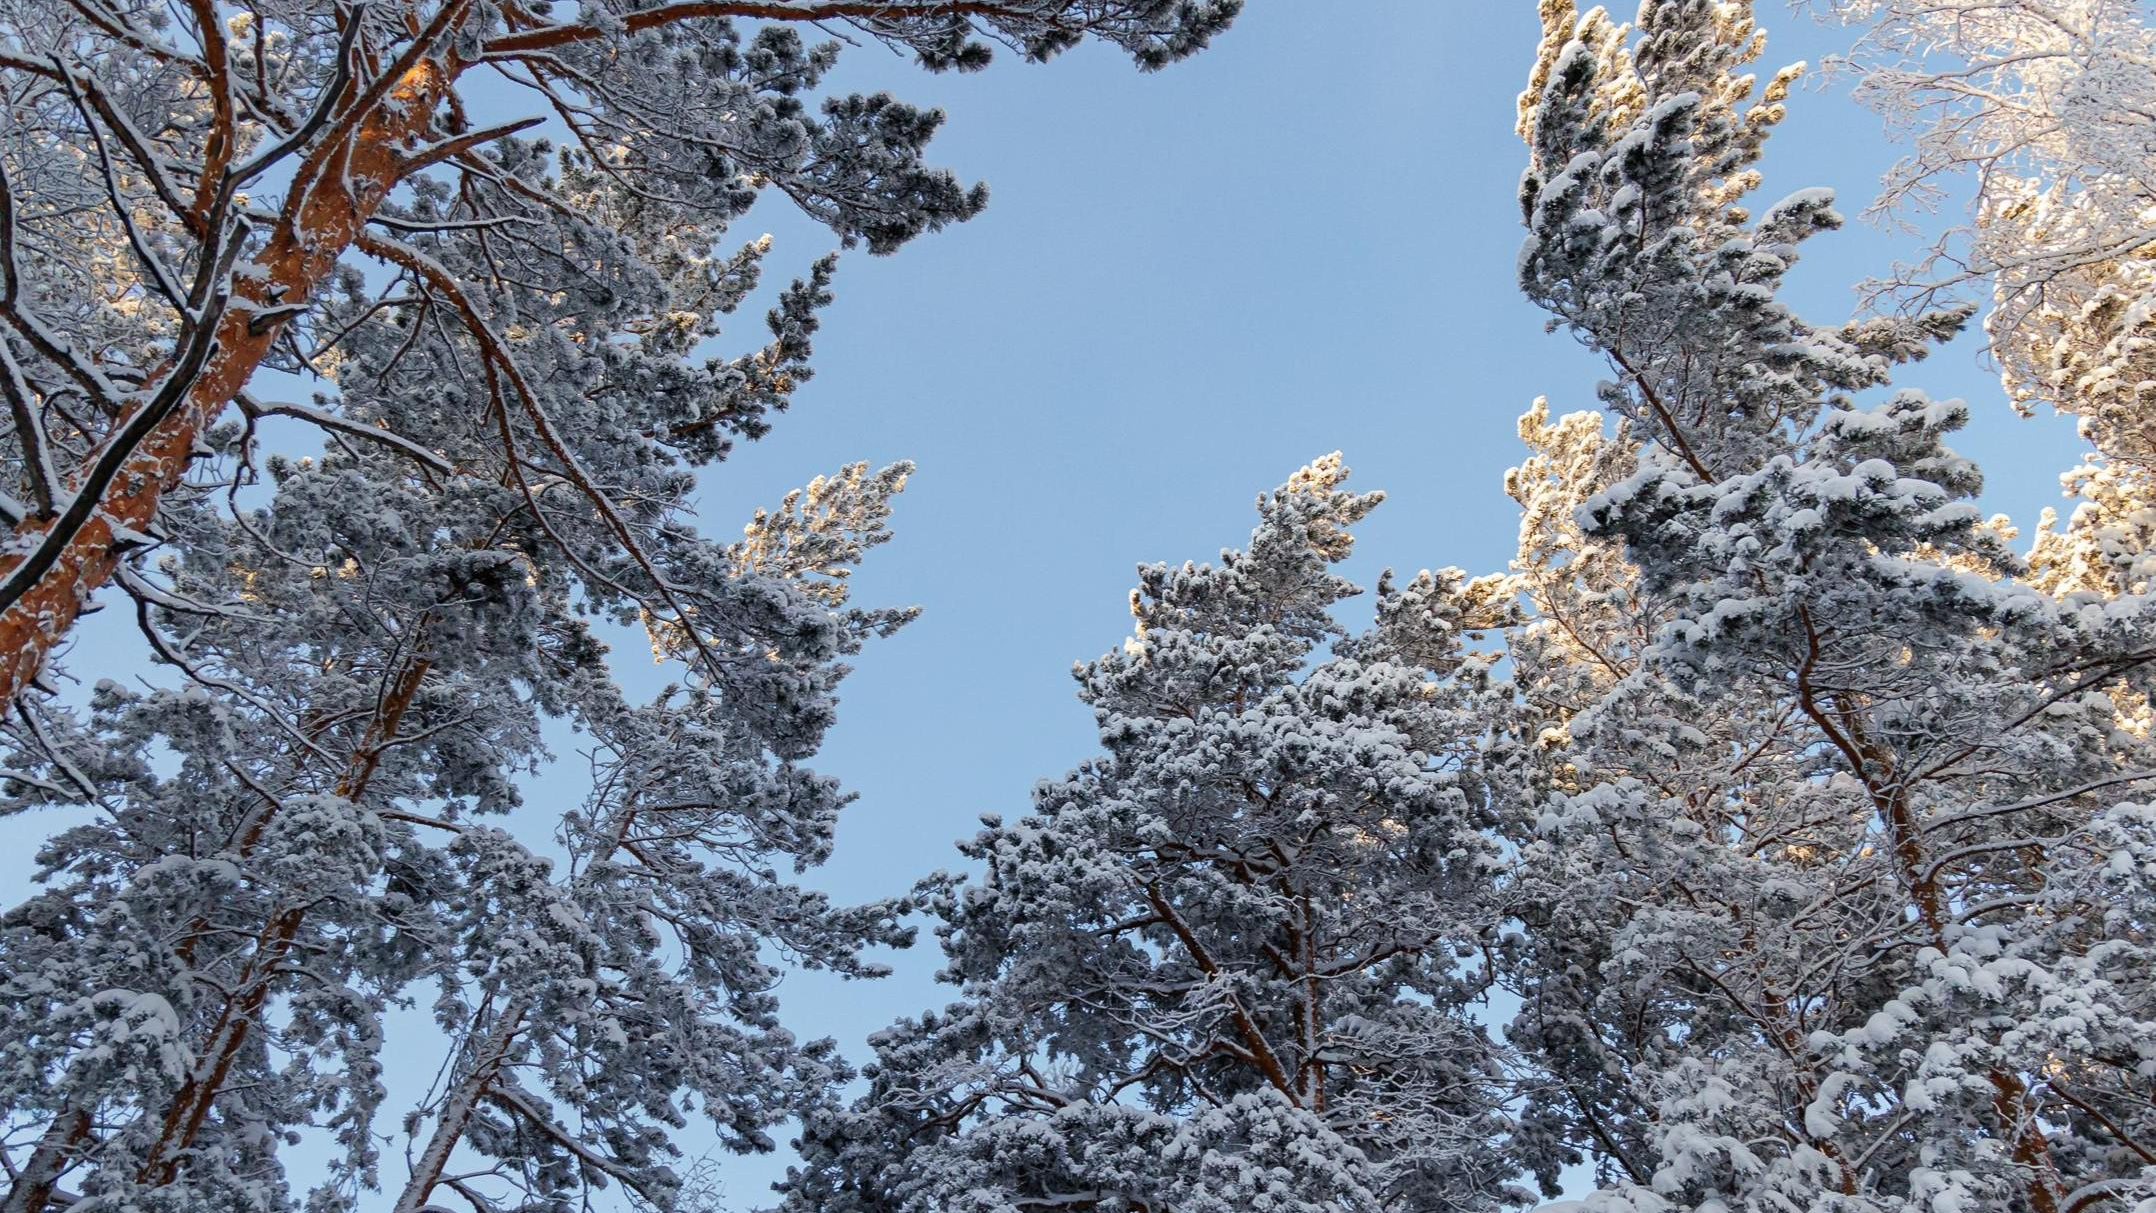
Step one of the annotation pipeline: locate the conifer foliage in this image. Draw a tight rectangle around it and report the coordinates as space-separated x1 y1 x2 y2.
0 0 1241 699
1503 3 2156 1210
9 1 2156 1211
1827 0 2156 462
0 1 1247 1210
784 457 1522 1213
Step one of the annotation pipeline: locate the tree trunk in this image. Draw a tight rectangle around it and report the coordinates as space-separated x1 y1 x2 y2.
392 999 530 1213
0 1109 90 1213
0 54 453 703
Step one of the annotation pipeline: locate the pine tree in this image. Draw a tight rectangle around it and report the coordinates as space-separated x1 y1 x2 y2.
1832 0 2156 793
0 4 1253 1208
1829 0 2156 753
782 456 1524 1213
0 425 922 1210
1827 0 2156 464
1505 3 2156 1209
0 0 1242 700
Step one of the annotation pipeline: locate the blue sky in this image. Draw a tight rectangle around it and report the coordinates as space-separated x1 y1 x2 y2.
18 2 2099 1207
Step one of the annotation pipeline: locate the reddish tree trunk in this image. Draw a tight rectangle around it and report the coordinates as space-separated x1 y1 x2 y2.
0 56 451 705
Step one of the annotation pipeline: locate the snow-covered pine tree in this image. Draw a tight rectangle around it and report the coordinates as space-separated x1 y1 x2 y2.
1491 396 1664 1197
1827 0 2156 816
0 54 939 1202
0 0 1243 702
0 430 918 1211
1828 0 2156 763
0 5 1257 1208
1505 3 2156 1209
1825 0 2156 464
386 463 924 1213
780 455 1524 1213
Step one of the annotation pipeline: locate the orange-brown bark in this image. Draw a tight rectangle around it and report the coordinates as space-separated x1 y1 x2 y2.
1791 604 2064 1211
0 55 453 705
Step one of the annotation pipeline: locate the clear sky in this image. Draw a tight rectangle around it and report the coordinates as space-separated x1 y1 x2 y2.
18 2 2097 1208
